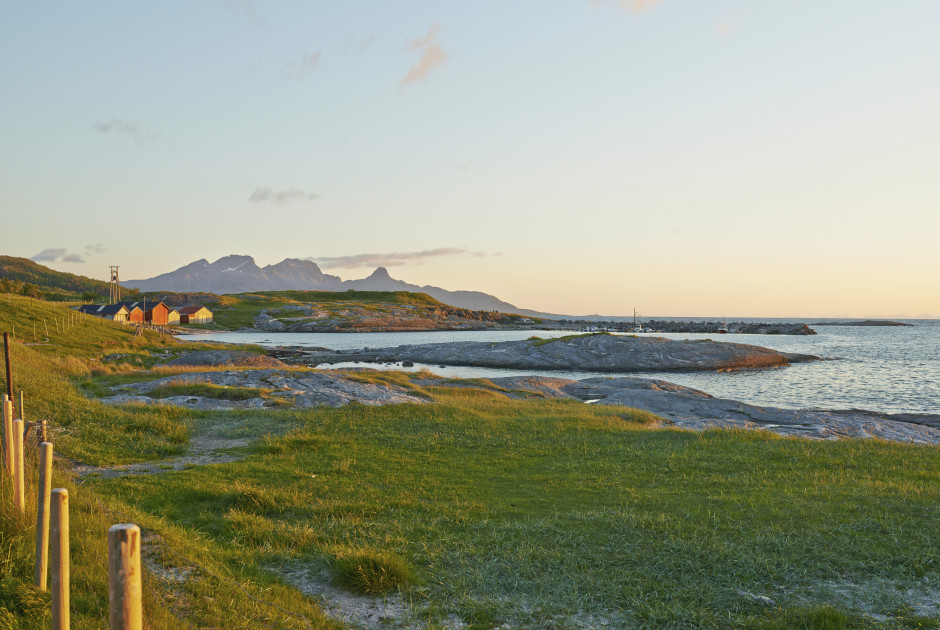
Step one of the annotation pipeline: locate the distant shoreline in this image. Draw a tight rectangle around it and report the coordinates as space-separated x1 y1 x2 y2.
811 319 913 327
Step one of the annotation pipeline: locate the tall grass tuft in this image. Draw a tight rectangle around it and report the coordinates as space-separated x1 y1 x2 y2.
331 551 413 595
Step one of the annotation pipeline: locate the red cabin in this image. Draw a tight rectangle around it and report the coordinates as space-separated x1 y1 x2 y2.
144 302 170 325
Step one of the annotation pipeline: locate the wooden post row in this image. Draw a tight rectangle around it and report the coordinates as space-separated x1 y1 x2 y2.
51 488 69 630
108 524 143 630
35 442 53 590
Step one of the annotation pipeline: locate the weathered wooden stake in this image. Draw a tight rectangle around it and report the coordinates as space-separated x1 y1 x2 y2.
2 397 12 477
35 442 53 590
13 419 25 514
3 332 12 399
108 524 143 630
44 319 49 337
51 488 70 630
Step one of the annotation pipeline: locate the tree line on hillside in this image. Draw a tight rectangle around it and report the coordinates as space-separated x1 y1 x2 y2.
0 255 140 302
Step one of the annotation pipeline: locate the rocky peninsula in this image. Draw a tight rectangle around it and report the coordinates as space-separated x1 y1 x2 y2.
273 333 819 373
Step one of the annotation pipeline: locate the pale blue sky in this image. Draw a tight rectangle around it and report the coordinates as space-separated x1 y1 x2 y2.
2 1 938 317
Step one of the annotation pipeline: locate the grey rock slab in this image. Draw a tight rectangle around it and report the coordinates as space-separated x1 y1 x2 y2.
375 334 818 373
165 350 285 368
102 369 428 409
490 375 940 446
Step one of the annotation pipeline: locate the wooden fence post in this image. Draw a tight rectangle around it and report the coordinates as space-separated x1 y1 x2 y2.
3 332 12 399
2 397 11 477
35 442 53 590
13 419 24 515
51 488 70 630
108 524 143 630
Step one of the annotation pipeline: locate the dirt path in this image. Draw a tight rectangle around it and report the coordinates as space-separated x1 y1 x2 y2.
72 419 254 478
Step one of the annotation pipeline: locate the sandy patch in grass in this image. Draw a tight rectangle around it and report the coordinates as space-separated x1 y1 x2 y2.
277 564 421 629
73 425 252 477
793 577 938 621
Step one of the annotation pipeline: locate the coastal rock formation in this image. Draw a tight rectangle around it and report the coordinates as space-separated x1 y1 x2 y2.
166 350 286 368
367 334 818 373
102 368 428 408
254 310 288 332
640 321 816 335
481 376 940 446
101 367 940 446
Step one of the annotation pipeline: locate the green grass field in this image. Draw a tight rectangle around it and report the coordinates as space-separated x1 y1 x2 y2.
0 294 937 629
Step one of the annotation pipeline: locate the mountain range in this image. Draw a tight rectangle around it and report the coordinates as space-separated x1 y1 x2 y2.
127 255 549 317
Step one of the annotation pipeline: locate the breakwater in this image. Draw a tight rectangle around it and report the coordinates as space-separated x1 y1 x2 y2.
560 319 816 335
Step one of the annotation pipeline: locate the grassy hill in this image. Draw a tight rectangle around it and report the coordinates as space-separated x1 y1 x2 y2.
0 255 137 301
0 294 936 629
172 289 528 331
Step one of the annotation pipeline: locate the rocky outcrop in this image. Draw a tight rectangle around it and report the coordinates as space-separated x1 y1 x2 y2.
165 350 286 368
102 367 940 445
367 334 818 373
254 310 288 332
480 375 940 445
103 368 428 408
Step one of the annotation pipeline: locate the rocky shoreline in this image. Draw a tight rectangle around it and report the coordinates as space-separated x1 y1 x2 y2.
105 359 940 446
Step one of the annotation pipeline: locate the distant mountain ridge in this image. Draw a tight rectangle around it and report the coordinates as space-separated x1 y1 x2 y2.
128 256 343 294
127 255 548 316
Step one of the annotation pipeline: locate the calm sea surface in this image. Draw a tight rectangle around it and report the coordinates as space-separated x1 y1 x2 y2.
180 320 940 415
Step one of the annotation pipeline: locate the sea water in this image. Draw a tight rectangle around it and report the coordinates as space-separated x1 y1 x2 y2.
180 320 940 415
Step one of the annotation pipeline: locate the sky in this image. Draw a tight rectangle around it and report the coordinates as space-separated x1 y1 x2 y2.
2 1 939 318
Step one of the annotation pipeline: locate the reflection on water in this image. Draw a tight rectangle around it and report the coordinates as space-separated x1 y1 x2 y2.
180 322 940 415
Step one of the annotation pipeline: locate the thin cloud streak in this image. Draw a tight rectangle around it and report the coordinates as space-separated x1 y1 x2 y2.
249 187 318 205
312 248 491 269
31 248 85 263
94 118 155 143
589 0 661 12
225 0 264 27
402 23 447 85
406 23 441 51
359 34 377 52
286 52 321 79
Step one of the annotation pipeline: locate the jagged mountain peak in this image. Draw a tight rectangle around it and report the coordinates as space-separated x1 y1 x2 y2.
368 267 392 280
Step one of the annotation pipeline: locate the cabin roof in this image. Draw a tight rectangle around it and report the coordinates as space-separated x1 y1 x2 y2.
76 304 129 315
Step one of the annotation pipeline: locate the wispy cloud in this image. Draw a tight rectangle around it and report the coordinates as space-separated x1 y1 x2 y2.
31 248 85 264
589 0 661 12
359 34 377 52
402 23 447 85
85 243 108 255
94 118 154 143
312 248 491 269
225 0 264 27
285 52 321 79
249 187 318 206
